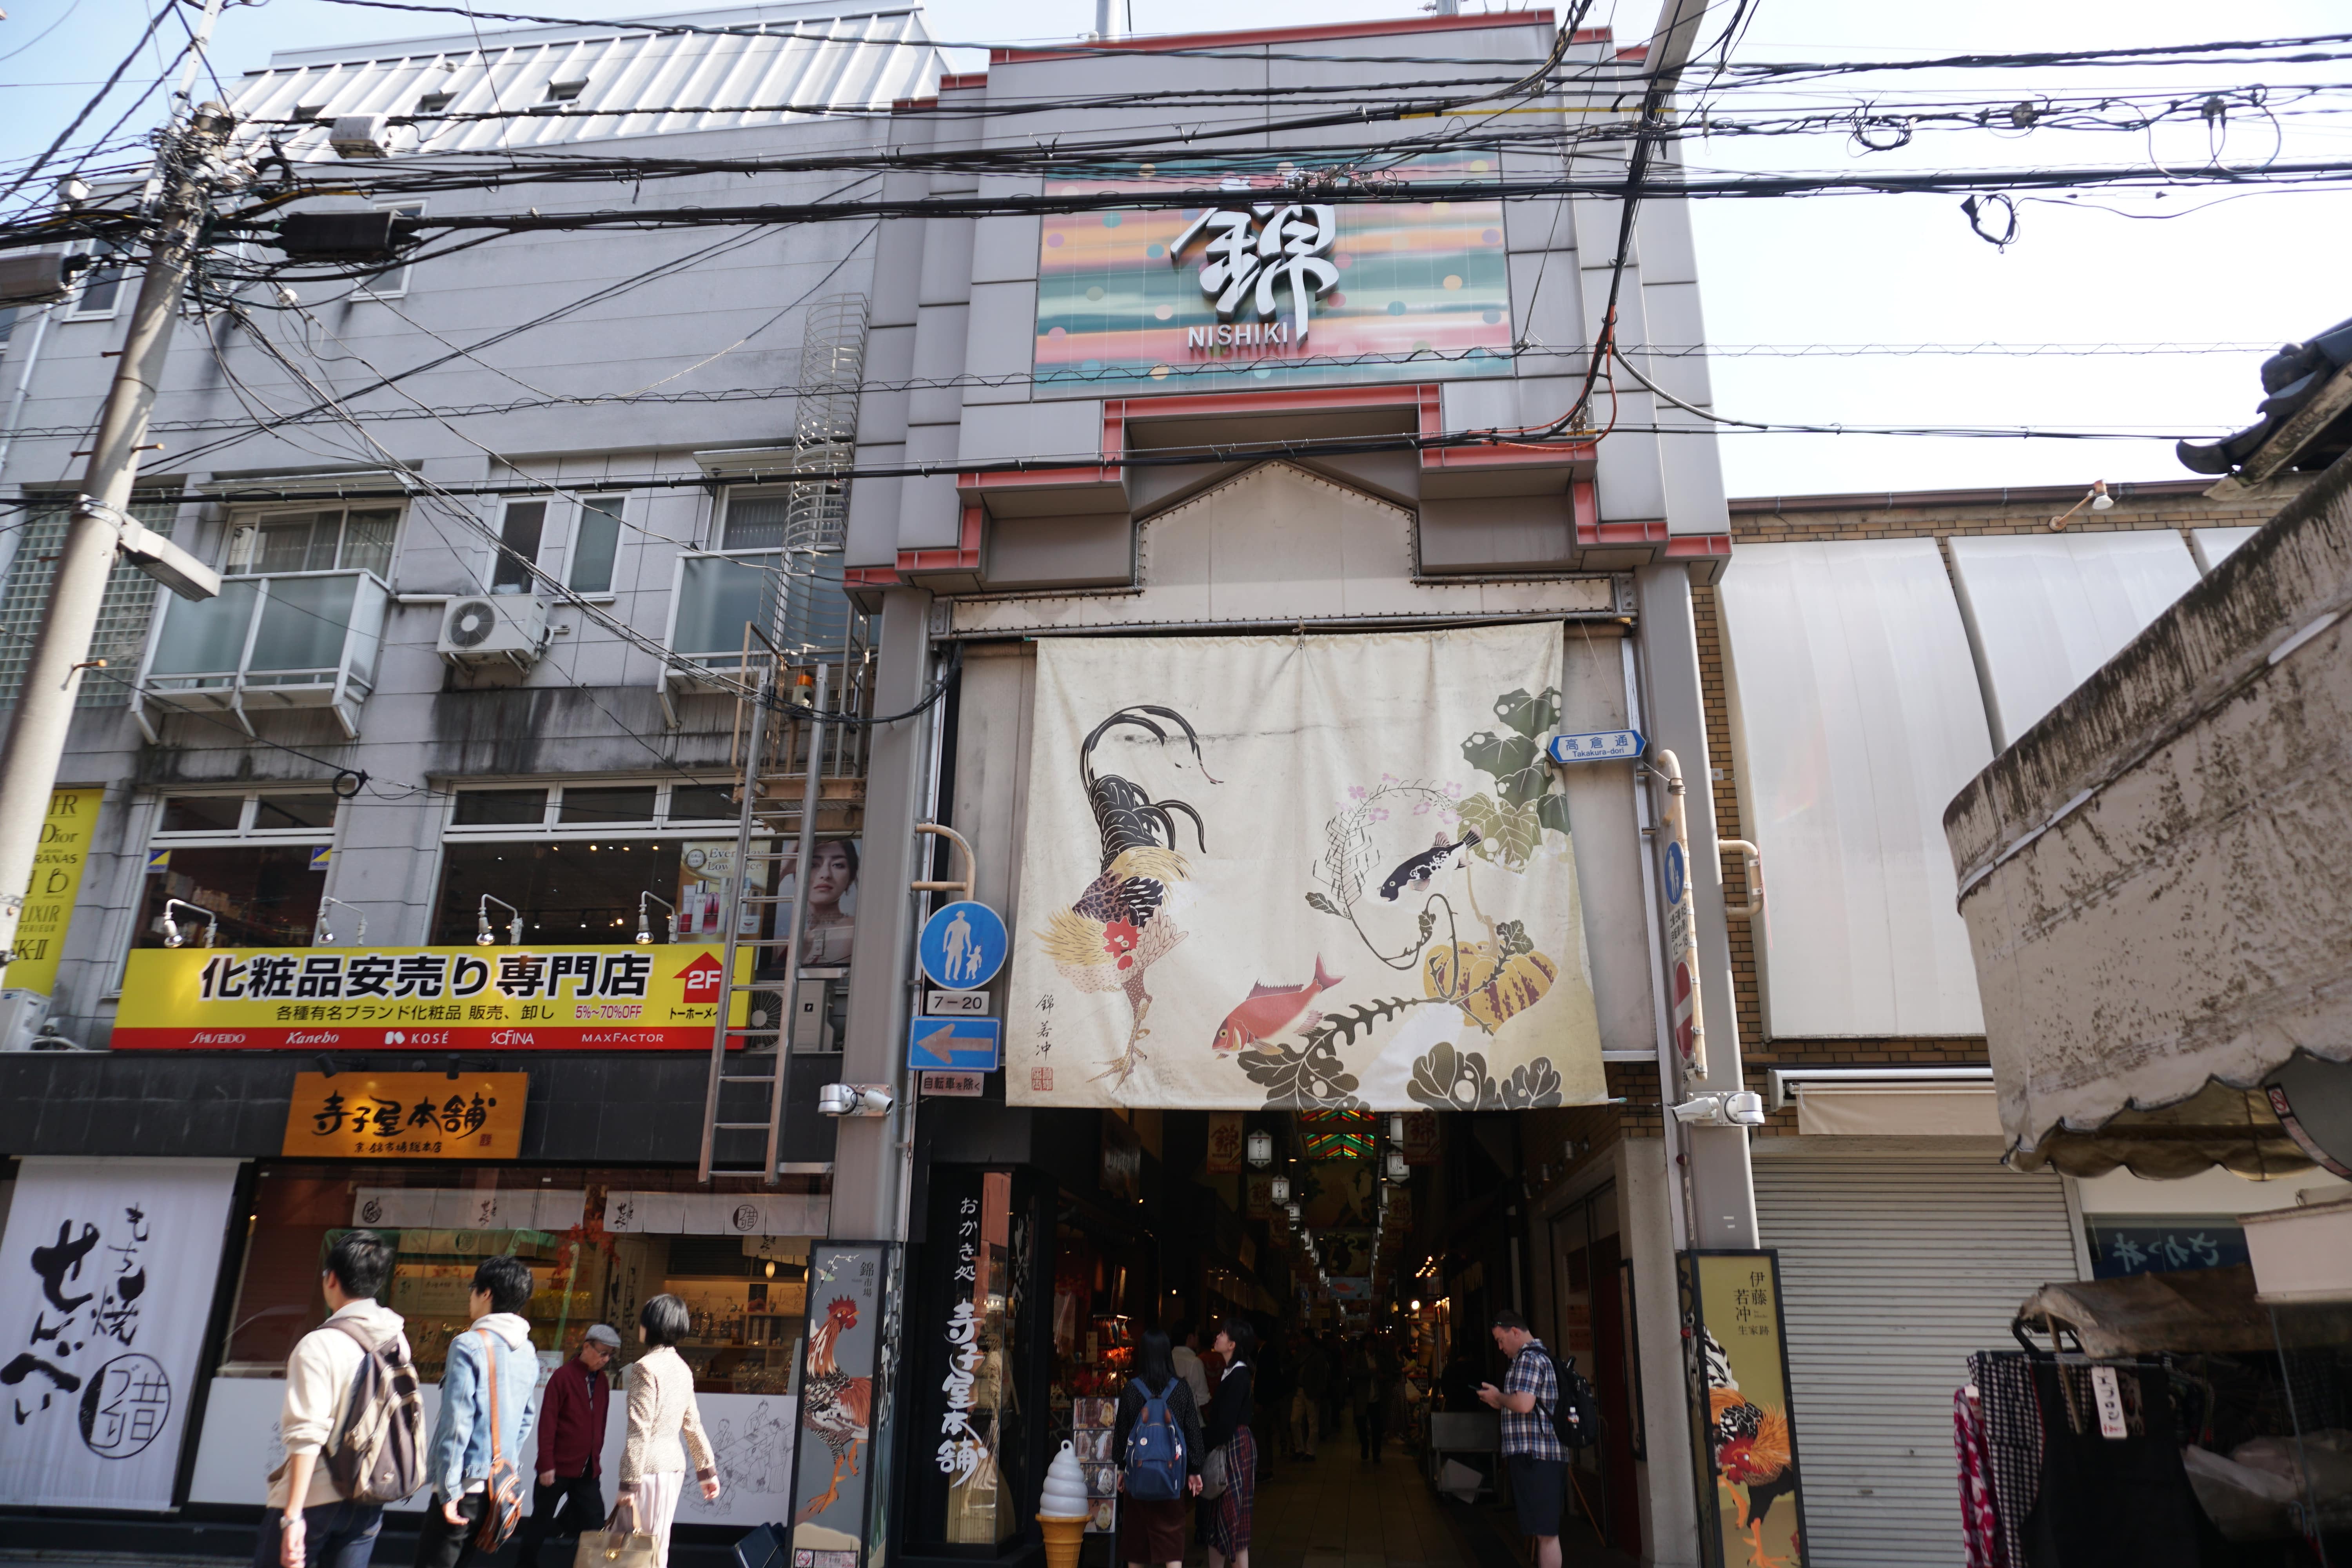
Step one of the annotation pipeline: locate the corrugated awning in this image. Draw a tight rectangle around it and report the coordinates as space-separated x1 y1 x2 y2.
2007 1081 2318 1180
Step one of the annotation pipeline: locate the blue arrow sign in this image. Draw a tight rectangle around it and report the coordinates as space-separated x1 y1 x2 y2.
918 900 1008 990
907 1016 1003 1073
1546 728 1646 764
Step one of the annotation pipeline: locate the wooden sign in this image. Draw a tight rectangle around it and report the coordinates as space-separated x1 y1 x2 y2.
282 1070 527 1159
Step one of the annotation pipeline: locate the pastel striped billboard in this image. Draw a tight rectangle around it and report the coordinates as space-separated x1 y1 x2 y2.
1034 151 1514 394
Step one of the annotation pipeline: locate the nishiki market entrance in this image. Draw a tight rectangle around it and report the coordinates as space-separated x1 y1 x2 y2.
897 1102 1658 1568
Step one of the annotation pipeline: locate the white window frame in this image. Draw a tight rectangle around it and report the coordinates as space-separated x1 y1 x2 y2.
563 492 627 599
149 790 345 840
221 502 404 577
441 780 739 837
113 789 346 986
488 495 551 594
356 202 426 300
64 240 129 322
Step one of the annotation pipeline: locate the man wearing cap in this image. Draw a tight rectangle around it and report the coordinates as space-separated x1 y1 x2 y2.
517 1325 620 1568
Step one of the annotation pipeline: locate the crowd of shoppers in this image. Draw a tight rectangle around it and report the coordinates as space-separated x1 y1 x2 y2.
258 1235 722 1568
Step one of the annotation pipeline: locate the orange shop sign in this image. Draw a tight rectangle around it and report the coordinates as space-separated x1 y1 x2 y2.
116 944 745 1050
283 1070 528 1159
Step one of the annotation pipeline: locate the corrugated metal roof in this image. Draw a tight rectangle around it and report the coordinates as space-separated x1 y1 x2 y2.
230 0 942 158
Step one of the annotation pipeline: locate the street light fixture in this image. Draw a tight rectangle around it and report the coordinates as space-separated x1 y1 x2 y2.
313 896 366 947
636 892 675 946
476 894 522 946
160 898 218 949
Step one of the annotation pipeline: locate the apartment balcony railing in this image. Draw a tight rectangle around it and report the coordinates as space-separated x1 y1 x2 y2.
134 569 390 740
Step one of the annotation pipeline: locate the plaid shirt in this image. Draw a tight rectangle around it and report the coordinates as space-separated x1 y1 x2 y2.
1500 1341 1563 1460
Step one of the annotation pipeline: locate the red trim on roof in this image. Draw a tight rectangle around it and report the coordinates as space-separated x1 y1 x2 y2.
938 71 989 91
994 11 1570 65
1615 43 1650 62
890 95 938 111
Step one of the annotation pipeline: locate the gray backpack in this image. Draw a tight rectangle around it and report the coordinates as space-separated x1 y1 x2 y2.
321 1319 426 1503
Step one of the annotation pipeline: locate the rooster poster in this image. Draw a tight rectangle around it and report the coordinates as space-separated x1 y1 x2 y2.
789 1243 891 1568
1677 1251 1809 1568
1005 623 1606 1111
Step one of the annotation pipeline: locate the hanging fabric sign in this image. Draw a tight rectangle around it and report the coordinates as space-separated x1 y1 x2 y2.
1006 624 1606 1110
0 1157 240 1510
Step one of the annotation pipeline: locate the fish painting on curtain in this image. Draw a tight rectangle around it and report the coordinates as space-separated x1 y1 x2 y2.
1007 624 1606 1112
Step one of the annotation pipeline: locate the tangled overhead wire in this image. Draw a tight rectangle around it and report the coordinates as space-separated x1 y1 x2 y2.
1962 192 2020 247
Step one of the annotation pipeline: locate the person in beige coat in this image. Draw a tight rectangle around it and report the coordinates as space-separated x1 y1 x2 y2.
617 1294 721 1566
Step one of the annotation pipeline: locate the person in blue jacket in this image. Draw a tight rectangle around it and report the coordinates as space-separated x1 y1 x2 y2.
415 1255 541 1568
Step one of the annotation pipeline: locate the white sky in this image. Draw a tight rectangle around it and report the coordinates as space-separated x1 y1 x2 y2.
4 0 2349 497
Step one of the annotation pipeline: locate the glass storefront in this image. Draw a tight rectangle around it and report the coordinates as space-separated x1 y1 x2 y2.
221 1164 820 1393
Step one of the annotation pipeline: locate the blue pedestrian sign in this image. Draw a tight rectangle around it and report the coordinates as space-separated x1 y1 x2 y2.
908 1016 1003 1073
919 900 1007 991
1546 728 1645 764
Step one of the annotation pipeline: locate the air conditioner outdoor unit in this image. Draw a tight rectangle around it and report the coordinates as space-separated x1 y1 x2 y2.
438 593 548 669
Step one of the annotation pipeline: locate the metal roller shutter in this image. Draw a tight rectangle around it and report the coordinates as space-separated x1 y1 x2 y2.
1753 1151 2082 1568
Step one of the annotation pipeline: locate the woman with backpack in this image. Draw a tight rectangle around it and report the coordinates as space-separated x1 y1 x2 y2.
1112 1330 1205 1568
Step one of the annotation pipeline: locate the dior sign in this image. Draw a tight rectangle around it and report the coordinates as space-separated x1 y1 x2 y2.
1170 201 1339 346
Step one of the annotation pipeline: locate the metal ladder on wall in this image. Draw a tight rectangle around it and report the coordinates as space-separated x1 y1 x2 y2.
696 634 875 1181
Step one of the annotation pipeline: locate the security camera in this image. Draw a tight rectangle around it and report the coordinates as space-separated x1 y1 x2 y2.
1670 1090 1767 1129
817 1083 895 1118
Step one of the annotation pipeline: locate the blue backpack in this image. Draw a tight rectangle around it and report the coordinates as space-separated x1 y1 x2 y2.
1123 1379 1187 1502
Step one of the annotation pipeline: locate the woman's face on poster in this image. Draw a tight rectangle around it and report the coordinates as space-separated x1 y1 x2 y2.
808 840 857 908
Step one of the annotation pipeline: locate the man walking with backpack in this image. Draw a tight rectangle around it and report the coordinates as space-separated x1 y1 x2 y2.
415 1254 541 1568
260 1230 417 1568
1479 1309 1564 1568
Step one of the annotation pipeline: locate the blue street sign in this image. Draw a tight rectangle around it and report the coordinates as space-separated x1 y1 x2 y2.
907 1016 1003 1073
1664 840 1687 907
918 900 1007 991
1546 728 1646 764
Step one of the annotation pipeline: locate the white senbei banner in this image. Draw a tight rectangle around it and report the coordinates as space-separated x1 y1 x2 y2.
0 1157 240 1510
1006 624 1606 1111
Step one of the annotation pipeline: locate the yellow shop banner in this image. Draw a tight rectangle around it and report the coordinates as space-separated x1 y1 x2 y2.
282 1070 528 1158
3 787 101 996
116 944 745 1050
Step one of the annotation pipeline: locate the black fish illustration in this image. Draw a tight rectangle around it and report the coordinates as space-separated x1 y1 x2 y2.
1378 831 1482 900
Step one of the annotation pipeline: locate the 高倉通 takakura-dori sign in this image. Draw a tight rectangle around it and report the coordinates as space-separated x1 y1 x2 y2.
115 945 746 1049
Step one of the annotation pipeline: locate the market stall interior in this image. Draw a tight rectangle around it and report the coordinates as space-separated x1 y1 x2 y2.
1958 1255 2352 1568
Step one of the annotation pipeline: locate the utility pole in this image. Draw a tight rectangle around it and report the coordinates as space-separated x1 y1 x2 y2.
0 85 230 965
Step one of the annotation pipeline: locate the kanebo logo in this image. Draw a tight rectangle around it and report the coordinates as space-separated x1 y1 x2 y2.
1171 195 1339 352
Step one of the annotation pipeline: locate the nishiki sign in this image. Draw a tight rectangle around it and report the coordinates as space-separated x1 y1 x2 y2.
1034 151 1513 394
113 944 745 1049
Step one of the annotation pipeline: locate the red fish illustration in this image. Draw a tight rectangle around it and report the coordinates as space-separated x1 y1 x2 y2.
1212 957 1342 1053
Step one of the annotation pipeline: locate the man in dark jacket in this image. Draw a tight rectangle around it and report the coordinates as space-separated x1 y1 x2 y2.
516 1323 618 1568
